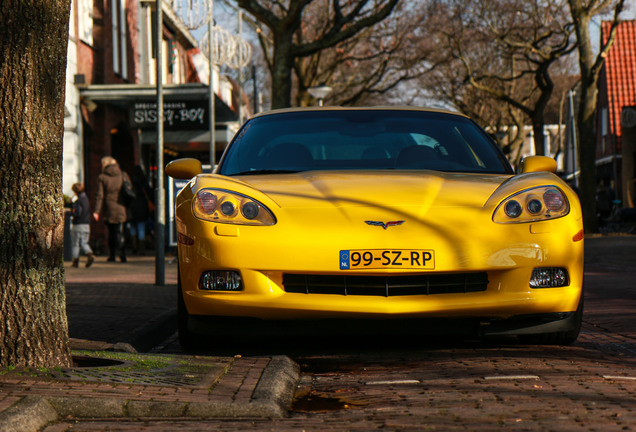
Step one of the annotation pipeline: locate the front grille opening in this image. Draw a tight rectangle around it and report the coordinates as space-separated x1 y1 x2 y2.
283 273 488 296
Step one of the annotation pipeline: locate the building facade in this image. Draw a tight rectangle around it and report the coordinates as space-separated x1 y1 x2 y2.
597 20 636 208
64 0 240 250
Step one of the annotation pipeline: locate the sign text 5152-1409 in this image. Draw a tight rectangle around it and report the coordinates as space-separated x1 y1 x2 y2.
130 101 209 130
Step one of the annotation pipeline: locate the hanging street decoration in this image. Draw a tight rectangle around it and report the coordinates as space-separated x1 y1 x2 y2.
169 0 211 30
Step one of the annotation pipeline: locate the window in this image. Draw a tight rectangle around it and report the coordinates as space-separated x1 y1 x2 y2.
219 110 513 176
112 0 128 79
78 0 93 45
601 107 608 136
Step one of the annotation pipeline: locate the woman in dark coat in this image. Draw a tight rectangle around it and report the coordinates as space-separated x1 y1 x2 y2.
127 165 153 255
92 156 130 262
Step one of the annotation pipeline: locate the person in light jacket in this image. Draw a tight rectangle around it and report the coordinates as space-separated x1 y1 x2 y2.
93 156 129 262
70 183 94 268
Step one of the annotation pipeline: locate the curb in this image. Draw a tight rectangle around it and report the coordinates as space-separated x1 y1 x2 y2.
130 308 177 352
0 355 300 429
251 356 301 417
0 396 58 432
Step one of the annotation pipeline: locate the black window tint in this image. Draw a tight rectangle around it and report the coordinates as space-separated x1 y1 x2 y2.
218 110 512 175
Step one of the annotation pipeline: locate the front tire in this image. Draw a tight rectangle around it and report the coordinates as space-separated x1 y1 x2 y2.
519 293 584 345
177 268 199 350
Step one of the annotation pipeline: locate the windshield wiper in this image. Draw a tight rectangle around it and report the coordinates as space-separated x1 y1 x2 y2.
230 169 301 176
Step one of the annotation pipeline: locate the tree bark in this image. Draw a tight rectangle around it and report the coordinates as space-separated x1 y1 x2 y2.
0 0 72 367
237 0 399 109
271 31 296 109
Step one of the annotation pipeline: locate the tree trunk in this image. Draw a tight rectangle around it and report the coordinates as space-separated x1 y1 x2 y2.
270 32 295 109
532 120 546 156
576 83 599 233
0 0 72 367
570 5 598 234
531 69 554 157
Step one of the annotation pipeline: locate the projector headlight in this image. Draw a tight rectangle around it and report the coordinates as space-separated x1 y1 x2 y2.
493 186 569 224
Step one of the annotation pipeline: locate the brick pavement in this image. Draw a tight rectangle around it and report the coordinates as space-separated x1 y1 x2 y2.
1 236 635 431
65 255 178 351
35 332 636 432
0 256 300 431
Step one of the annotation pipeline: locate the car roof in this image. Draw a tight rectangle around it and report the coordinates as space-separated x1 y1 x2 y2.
249 106 470 120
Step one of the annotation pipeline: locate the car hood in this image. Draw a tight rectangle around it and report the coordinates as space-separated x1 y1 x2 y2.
230 171 512 210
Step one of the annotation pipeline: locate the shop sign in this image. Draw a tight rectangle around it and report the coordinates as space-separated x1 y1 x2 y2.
130 100 209 130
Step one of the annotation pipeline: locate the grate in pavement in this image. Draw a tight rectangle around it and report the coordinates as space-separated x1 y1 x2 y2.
55 365 219 387
5 352 233 388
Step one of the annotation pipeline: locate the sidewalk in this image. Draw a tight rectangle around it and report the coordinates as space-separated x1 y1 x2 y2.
0 256 300 431
64 255 179 352
1 236 634 431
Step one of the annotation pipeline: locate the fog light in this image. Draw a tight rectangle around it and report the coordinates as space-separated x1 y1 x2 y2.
200 271 243 291
529 267 569 288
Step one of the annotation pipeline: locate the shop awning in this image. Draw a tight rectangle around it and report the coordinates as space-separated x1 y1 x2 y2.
79 83 237 123
79 83 238 146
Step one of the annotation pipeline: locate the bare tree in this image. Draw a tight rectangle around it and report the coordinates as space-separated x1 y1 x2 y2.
423 0 575 157
291 2 433 106
234 0 400 109
0 0 73 367
567 0 626 233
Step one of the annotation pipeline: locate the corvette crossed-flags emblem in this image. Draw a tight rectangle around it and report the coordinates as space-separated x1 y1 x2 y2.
364 220 405 230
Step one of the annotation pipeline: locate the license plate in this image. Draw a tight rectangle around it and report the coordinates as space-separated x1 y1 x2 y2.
339 249 435 270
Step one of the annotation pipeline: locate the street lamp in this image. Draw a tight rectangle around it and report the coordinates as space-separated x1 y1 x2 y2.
155 0 165 285
307 83 332 106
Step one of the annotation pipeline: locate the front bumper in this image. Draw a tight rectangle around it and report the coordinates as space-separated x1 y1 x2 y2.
176 197 584 322
185 309 581 339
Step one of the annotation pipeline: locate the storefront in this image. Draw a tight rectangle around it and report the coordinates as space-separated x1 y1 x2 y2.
78 83 238 253
80 83 238 177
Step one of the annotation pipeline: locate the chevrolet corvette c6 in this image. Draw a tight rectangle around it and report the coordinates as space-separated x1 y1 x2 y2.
166 107 584 348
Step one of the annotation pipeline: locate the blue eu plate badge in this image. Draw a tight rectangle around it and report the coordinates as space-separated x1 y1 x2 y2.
340 250 350 270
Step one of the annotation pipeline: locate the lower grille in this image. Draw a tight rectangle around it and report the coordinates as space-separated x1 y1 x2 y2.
283 273 488 296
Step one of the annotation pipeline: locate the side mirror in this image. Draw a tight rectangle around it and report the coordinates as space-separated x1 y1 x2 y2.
520 156 557 174
166 158 203 179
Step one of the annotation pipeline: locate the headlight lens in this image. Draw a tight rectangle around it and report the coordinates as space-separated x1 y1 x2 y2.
504 200 522 218
193 188 276 225
526 198 542 214
493 186 569 224
241 202 259 219
220 201 236 216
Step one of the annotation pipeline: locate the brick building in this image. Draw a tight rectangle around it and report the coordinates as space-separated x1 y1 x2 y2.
597 20 636 208
63 0 240 250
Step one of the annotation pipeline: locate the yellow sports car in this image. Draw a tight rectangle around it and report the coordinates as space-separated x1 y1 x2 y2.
166 107 584 347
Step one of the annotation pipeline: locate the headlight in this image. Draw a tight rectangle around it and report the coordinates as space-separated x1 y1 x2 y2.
493 186 569 224
193 188 276 226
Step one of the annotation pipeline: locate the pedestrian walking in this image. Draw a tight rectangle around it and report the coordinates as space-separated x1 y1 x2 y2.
127 165 154 255
93 156 132 263
596 179 615 227
70 182 94 268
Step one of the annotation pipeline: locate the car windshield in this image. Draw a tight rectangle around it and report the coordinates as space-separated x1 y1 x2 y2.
218 109 513 176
